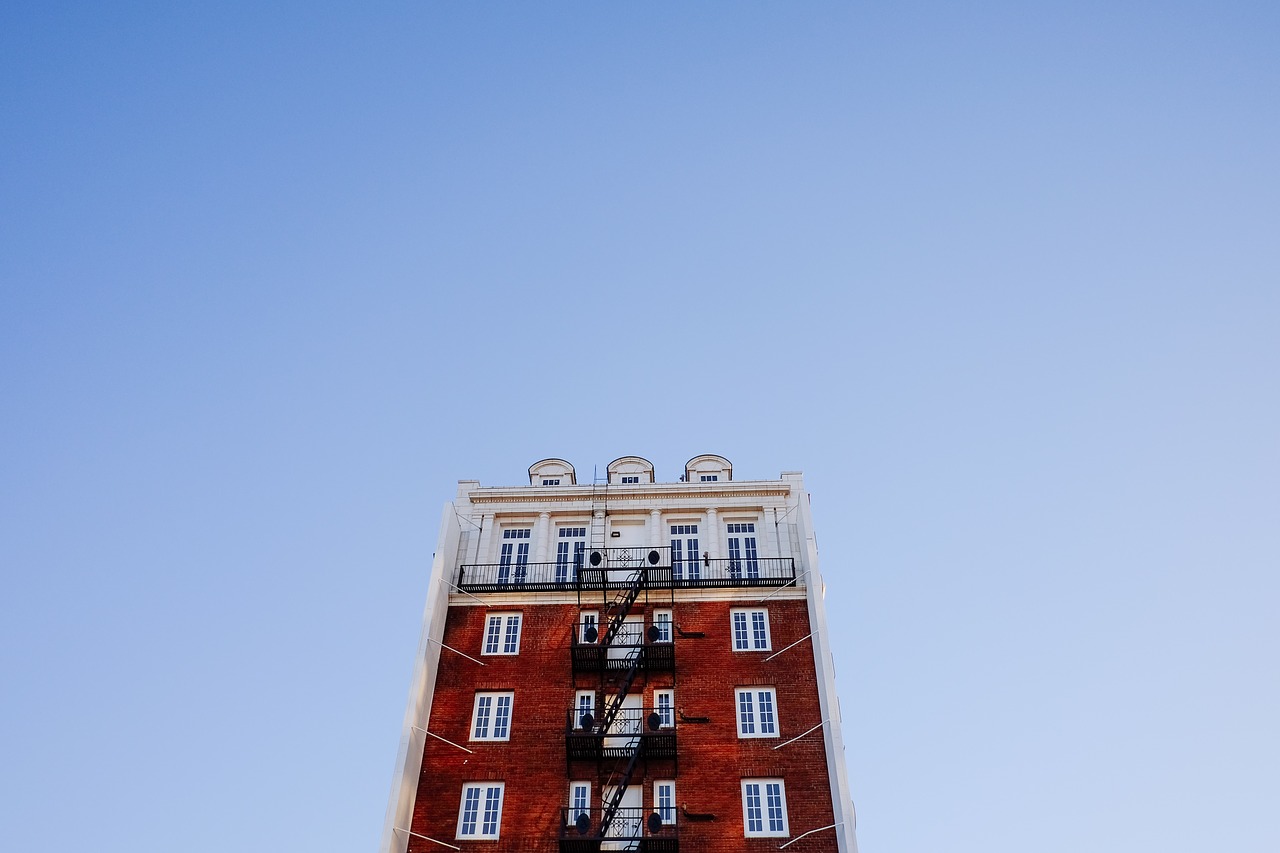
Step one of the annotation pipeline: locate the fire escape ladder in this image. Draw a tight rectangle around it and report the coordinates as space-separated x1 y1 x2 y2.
598 746 643 838
597 656 641 732
602 568 645 646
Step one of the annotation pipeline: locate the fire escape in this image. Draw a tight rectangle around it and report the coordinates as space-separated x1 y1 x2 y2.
562 483 678 852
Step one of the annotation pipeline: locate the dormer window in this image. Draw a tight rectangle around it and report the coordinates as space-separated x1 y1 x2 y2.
686 454 732 483
606 456 655 485
528 458 576 486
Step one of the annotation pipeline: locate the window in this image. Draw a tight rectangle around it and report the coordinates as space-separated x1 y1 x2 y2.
654 689 674 728
498 528 530 584
653 609 672 643
556 527 587 584
731 608 771 651
575 690 596 728
670 524 700 581
570 781 591 821
741 779 788 837
654 780 676 825
578 611 598 643
542 478 560 486
726 522 759 579
457 782 504 839
620 475 640 484
735 687 779 737
482 613 522 655
700 474 718 482
471 692 513 741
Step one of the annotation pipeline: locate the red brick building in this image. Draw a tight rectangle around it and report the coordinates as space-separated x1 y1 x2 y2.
381 456 858 853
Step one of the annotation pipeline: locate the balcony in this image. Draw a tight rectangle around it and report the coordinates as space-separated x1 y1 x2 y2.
570 633 675 676
670 556 796 589
559 807 679 853
455 548 796 594
565 707 678 762
456 546 671 594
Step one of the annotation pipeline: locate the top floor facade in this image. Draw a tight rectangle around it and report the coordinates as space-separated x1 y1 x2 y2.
452 455 810 594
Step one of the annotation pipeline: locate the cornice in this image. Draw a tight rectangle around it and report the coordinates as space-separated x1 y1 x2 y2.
464 481 792 506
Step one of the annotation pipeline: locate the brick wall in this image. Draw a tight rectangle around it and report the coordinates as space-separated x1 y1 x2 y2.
408 596 838 853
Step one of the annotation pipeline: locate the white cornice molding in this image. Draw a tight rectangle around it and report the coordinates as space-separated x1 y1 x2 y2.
464 481 793 506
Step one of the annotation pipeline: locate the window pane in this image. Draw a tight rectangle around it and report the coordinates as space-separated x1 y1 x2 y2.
493 695 511 739
738 690 755 734
744 783 762 832
484 617 501 654
460 787 480 835
482 786 502 835
766 783 785 832
758 690 776 735
473 696 491 738
503 616 520 653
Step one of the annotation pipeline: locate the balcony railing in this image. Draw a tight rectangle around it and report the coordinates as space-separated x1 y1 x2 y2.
455 550 796 594
559 807 678 852
669 556 796 588
570 630 675 675
565 707 677 761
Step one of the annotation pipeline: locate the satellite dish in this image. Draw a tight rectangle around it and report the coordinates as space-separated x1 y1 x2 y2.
576 813 591 835
647 712 661 731
583 625 599 644
589 550 603 567
579 711 594 730
647 812 663 834
646 625 660 643
647 549 660 565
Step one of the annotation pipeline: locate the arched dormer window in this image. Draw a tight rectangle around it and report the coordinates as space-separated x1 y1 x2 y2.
606 456 655 485
528 458 576 486
684 454 732 483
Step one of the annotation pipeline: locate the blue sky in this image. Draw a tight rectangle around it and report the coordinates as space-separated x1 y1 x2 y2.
2 3 1277 851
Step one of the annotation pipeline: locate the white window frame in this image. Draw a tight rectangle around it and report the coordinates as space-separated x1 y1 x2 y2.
735 687 779 738
556 526 588 584
578 611 598 643
470 692 514 742
700 474 718 481
741 778 789 838
620 475 640 484
653 609 672 643
457 782 505 840
654 780 676 825
653 689 674 728
669 523 700 581
569 780 591 821
482 613 522 655
542 478 561 486
497 526 531 584
731 608 771 651
575 690 596 728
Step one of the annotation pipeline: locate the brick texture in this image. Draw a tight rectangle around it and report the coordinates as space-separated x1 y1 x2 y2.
408 597 838 853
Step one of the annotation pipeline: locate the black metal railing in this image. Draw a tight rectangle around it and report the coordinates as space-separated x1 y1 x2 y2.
559 807 678 852
565 707 677 761
456 551 795 593
668 556 796 588
570 630 675 674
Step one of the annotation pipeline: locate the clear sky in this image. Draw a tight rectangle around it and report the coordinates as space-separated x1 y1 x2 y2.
2 2 1277 851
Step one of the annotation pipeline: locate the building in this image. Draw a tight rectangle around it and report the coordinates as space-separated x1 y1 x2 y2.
381 455 858 853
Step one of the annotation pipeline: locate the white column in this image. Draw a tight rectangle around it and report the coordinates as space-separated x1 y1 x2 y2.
650 509 663 547
763 506 780 559
705 507 720 560
534 512 552 563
